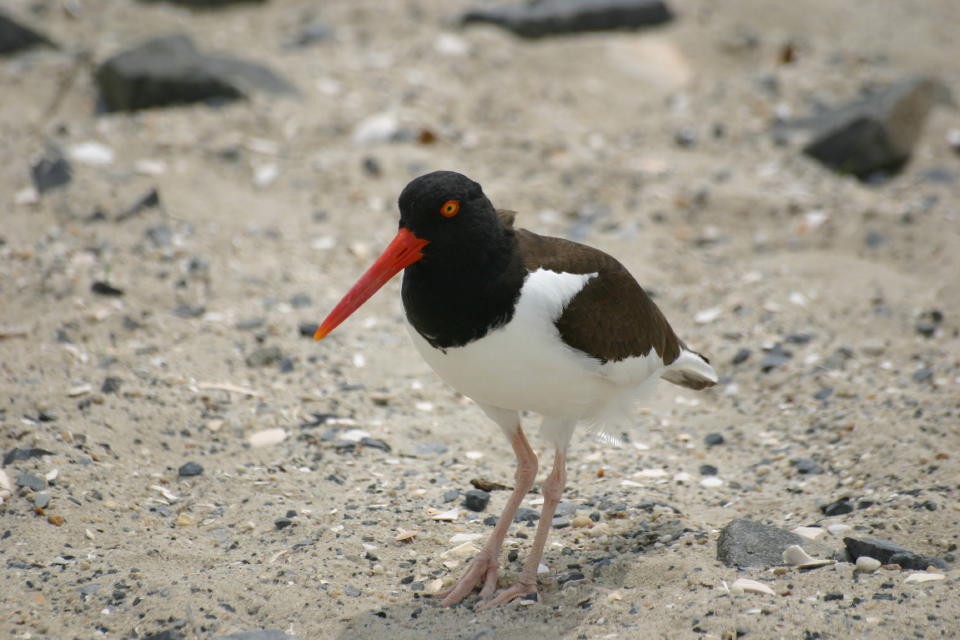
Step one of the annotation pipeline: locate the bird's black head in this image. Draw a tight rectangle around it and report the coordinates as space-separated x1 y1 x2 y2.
397 171 503 259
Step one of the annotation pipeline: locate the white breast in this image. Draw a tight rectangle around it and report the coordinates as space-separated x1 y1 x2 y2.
406 268 667 432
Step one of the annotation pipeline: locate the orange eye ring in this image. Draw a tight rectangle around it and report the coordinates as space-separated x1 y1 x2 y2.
440 200 460 218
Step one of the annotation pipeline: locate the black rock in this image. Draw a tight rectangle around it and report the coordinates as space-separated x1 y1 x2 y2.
699 464 718 476
298 322 320 337
791 458 823 474
178 461 204 477
463 489 491 512
144 631 185 640
96 34 296 112
820 497 854 516
515 507 540 523
141 0 266 6
716 518 807 567
359 436 391 452
92 281 124 297
760 343 792 372
813 387 833 401
116 188 161 221
16 473 46 491
31 147 72 193
824 592 844 601
843 536 949 571
3 447 54 466
800 76 937 180
213 632 302 640
916 310 943 338
246 346 282 367
274 518 294 530
0 11 55 55
101 376 123 394
462 0 673 39
483 516 498 526
173 303 205 318
704 433 725 446
731 348 751 365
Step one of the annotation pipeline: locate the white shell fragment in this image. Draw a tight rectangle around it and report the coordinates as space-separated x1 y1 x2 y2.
827 524 853 537
783 545 815 566
449 533 484 544
424 578 445 594
792 527 825 541
394 529 418 542
68 141 115 166
441 542 477 559
731 578 776 596
428 507 460 521
248 428 287 447
904 572 945 584
700 476 724 488
855 556 881 573
694 307 722 324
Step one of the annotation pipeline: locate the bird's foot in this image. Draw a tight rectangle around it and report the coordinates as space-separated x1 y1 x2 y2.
436 551 500 607
478 579 538 609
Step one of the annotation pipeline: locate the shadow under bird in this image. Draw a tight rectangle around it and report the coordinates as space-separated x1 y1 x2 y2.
314 171 717 607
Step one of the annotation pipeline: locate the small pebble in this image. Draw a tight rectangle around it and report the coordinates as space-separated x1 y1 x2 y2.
571 515 593 528
249 429 287 447
178 462 203 477
704 433 725 446
700 477 723 488
176 512 196 527
783 545 815 566
856 556 881 572
47 514 65 526
463 489 490 512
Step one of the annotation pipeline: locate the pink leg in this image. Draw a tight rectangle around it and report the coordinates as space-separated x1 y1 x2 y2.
482 448 567 608
437 427 538 607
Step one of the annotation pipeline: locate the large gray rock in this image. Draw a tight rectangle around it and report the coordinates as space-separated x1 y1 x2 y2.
716 518 807 567
0 11 55 55
95 34 296 112
798 76 937 180
462 0 673 39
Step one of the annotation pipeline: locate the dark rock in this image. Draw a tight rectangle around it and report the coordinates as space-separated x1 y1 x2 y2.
298 322 320 337
146 224 174 247
213 631 302 640
116 188 161 221
912 367 933 383
236 317 265 331
704 433 725 446
515 507 540 523
824 592 844 601
362 155 382 177
760 343 792 372
483 516 498 526
785 333 814 345
178 462 204 477
289 294 312 309
463 489 491 512
31 147 72 194
864 230 886 248
141 0 267 6
144 631 185 640
0 11 55 55
557 571 586 586
279 357 294 373
359 437 390 452
96 34 296 112
799 76 937 180
555 501 578 516
462 0 673 39
290 23 335 48
553 516 571 529
916 310 943 338
791 458 823 474
16 473 46 491
3 447 54 466
674 127 697 147
274 518 294 530
731 348 751 365
699 464 718 476
414 442 448 455
716 518 807 567
820 497 854 516
844 537 948 571
173 303 205 318
813 387 833 401
92 281 124 297
101 376 123 394
246 346 282 367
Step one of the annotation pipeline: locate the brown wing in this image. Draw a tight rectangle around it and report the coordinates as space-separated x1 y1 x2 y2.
515 228 681 365
496 209 517 228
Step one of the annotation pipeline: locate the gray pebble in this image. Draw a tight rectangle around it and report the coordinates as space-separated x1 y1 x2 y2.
16 473 46 491
178 461 204 477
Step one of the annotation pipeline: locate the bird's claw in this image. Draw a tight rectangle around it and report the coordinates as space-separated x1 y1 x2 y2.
478 581 538 609
436 552 499 607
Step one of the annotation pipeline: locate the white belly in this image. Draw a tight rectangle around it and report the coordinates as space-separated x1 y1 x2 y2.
406 269 666 422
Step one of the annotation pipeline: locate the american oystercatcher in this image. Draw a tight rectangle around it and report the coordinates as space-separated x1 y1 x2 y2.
314 171 717 607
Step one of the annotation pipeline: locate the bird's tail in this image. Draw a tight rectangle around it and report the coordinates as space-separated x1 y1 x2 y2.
661 346 717 390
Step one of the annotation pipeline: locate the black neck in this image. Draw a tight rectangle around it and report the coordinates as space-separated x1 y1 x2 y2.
401 228 525 350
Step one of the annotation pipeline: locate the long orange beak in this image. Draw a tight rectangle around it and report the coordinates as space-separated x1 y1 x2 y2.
314 227 429 340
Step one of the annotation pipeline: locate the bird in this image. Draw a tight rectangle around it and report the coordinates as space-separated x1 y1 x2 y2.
314 170 717 608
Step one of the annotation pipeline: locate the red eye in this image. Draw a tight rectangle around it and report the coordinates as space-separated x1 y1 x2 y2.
440 200 460 218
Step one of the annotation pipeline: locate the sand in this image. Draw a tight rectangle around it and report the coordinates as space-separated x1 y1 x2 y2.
1 1 958 638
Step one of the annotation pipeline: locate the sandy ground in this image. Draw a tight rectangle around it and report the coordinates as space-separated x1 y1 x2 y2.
2 1 960 638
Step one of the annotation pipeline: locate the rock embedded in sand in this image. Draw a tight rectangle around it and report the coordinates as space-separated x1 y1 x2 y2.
0 11 55 54
31 147 72 194
462 489 490 512
799 76 937 180
717 518 809 567
844 536 949 571
95 34 296 112
178 461 203 477
462 0 673 39
855 556 881 573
